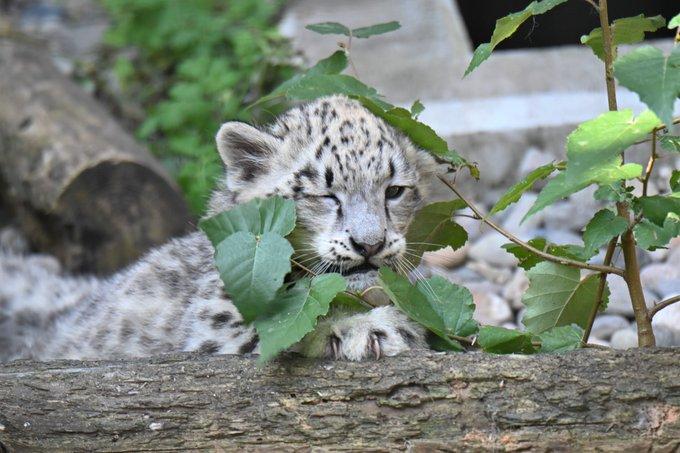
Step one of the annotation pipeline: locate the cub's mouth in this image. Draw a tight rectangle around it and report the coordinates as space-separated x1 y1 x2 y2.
325 262 379 276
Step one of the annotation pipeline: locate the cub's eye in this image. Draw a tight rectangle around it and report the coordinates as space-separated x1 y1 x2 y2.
385 186 405 200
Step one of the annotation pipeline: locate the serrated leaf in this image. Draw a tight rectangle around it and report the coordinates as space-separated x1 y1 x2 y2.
464 0 569 76
282 74 382 102
200 196 296 245
410 99 424 118
214 231 293 323
331 291 371 313
502 238 594 271
538 325 583 353
255 273 346 362
490 162 558 215
671 170 680 192
581 15 666 61
477 326 536 354
660 135 680 152
582 209 627 254
669 13 680 30
634 217 680 251
637 195 680 226
356 96 470 168
351 21 400 38
378 268 478 351
521 262 607 334
526 109 659 219
405 200 468 265
305 22 351 37
614 46 680 128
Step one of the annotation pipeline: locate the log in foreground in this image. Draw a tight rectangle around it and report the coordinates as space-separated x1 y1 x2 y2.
0 39 191 274
0 349 678 451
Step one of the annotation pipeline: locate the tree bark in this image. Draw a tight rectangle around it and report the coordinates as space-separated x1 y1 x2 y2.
0 349 678 451
0 38 192 274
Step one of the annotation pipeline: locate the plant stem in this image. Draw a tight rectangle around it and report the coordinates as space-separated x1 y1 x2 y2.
649 295 680 319
598 0 655 347
641 128 659 197
581 237 618 345
291 258 317 276
437 175 625 276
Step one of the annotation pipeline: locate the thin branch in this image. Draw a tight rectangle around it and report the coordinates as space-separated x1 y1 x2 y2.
291 258 317 276
642 129 659 197
649 295 680 319
581 237 618 345
437 175 625 276
598 0 617 112
583 0 599 10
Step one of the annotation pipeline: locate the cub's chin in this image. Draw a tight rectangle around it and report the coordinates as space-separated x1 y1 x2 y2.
343 269 391 307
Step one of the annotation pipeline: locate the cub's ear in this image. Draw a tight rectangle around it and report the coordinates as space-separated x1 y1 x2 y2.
215 122 279 182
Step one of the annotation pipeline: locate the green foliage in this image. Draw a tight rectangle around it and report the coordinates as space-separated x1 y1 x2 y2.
636 195 680 227
670 14 680 30
305 21 401 39
634 217 680 251
101 0 296 213
255 274 346 361
477 326 536 354
490 162 559 215
405 200 468 265
464 0 569 76
671 171 680 192
614 46 680 128
582 209 628 255
660 135 680 152
522 262 608 334
503 238 593 271
581 15 666 61
526 109 659 219
378 268 478 352
538 325 583 353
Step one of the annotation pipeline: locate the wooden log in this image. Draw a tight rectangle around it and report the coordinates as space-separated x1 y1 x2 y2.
0 38 191 274
0 349 678 451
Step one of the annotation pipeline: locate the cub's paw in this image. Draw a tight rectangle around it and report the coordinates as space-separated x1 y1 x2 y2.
326 306 425 361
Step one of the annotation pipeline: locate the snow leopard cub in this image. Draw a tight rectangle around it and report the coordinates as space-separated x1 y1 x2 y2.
0 95 438 362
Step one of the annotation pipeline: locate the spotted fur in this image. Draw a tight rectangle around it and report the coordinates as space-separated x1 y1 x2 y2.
0 96 437 362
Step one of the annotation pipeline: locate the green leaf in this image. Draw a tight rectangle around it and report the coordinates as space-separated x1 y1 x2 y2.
521 262 607 334
305 22 351 37
660 135 680 152
255 274 346 362
200 196 296 245
614 46 680 128
582 209 627 254
637 195 680 226
502 238 593 271
581 15 666 61
351 21 401 39
490 163 558 215
214 231 293 323
634 217 680 251
307 50 348 76
378 268 479 351
405 200 468 265
477 326 536 354
669 14 680 29
527 109 659 219
671 170 680 192
331 291 371 313
356 96 470 168
410 99 425 119
282 74 382 102
538 325 583 353
464 0 569 76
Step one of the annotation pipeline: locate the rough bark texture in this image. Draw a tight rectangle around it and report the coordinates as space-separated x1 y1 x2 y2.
0 38 191 274
0 349 678 451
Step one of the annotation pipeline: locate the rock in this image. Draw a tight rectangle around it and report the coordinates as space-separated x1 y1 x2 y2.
542 186 600 232
515 307 526 331
422 244 469 268
503 269 529 310
610 329 638 350
649 323 677 347
640 264 680 298
651 301 680 345
591 315 629 341
467 282 512 326
502 322 518 330
665 238 680 266
468 232 518 268
605 274 657 316
467 260 513 285
453 209 484 241
518 147 554 178
501 193 543 235
434 266 484 285
588 337 610 347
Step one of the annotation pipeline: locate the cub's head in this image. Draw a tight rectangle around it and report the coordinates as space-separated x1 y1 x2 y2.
208 96 438 288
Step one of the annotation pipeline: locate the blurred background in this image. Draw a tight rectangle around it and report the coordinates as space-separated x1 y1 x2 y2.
0 0 678 348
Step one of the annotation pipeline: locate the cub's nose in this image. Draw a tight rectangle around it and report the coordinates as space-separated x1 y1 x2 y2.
349 237 385 258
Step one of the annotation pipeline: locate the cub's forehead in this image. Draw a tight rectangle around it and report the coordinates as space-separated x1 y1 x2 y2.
268 96 417 189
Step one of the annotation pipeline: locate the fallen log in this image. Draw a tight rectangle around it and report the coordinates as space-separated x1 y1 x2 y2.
0 38 191 274
0 349 678 451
